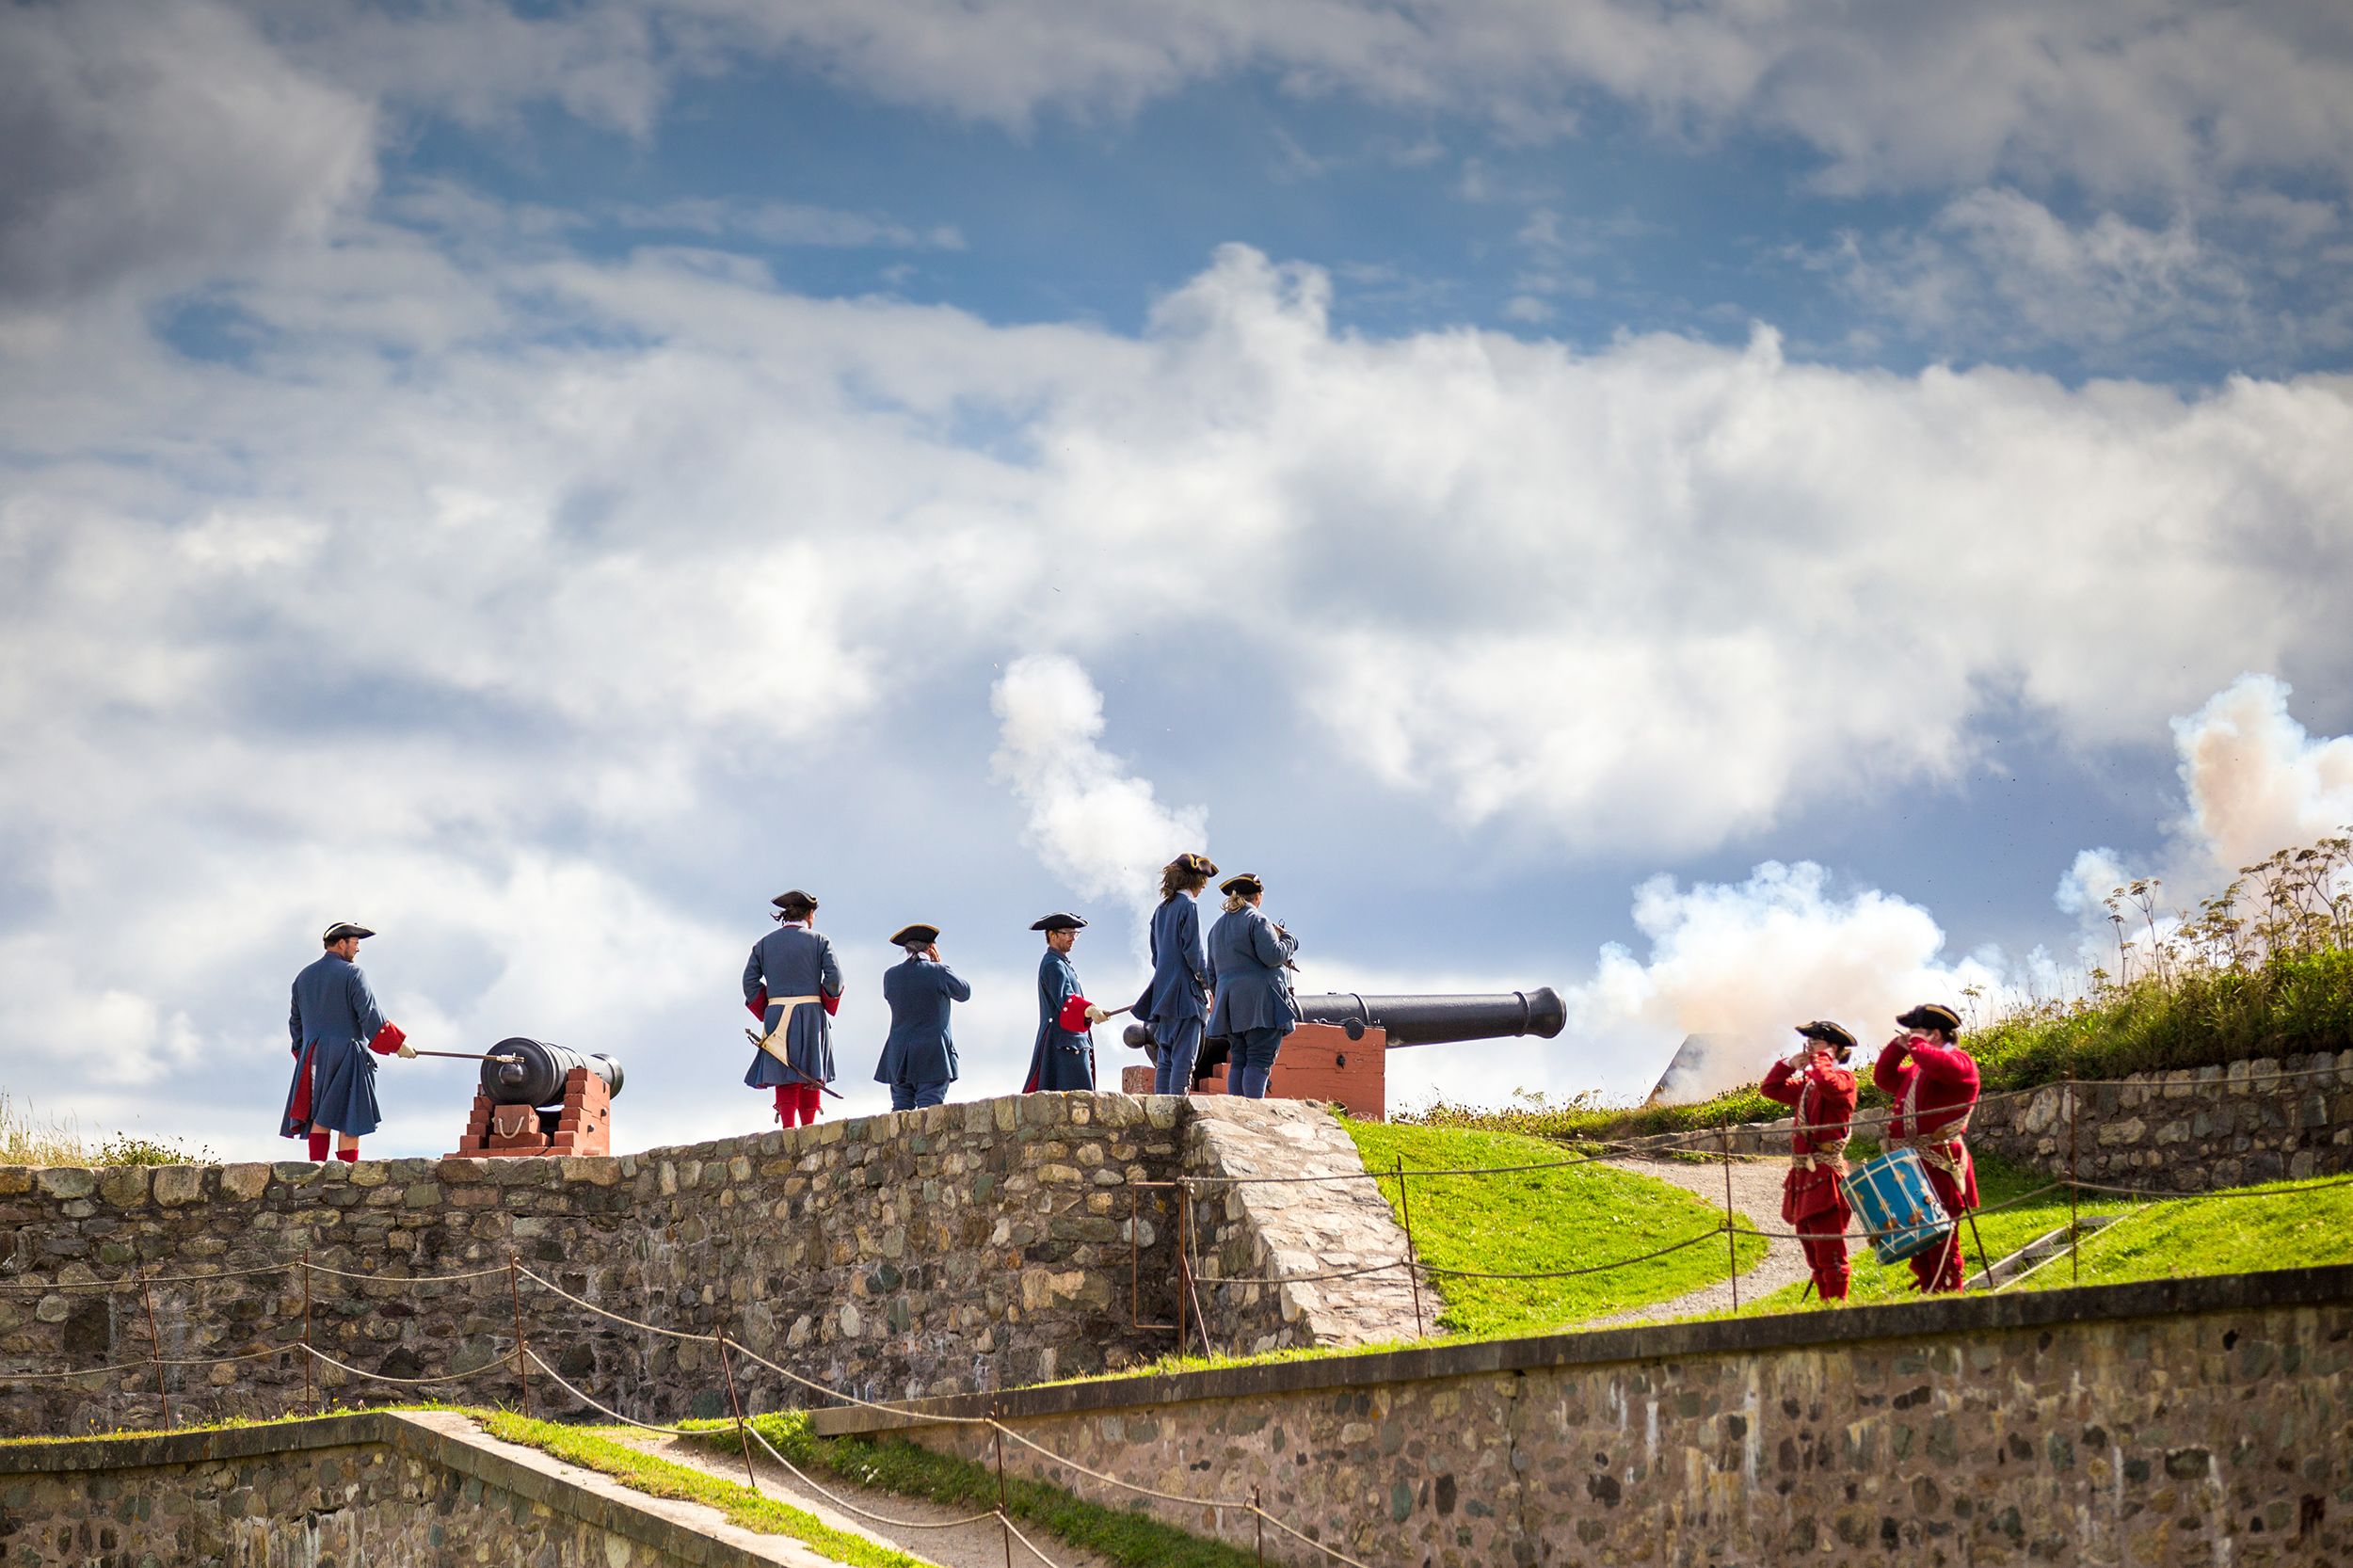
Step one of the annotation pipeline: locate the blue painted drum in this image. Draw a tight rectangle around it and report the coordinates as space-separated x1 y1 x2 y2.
1842 1146 1954 1265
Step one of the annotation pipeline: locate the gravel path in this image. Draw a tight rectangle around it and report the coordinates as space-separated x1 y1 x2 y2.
610 1429 1121 1568
1589 1155 1851 1324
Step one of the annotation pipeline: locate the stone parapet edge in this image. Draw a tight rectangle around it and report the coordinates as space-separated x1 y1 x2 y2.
809 1262 2353 1436
0 1410 804 1567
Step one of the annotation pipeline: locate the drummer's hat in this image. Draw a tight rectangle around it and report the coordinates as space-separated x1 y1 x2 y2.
1896 1001 1962 1034
771 889 819 919
890 922 941 948
1219 872 1264 898
1796 1020 1857 1056
321 921 375 946
1030 912 1087 934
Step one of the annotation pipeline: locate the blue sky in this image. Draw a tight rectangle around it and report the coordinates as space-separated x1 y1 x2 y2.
5 0 2352 1160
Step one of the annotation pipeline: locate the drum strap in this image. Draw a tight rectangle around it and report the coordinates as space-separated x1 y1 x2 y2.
1896 1078 1973 1173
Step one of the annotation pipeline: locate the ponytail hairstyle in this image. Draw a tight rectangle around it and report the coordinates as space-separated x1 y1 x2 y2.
1160 854 1216 903
1221 889 1252 914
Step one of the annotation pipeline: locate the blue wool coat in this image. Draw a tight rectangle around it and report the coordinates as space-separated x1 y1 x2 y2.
1133 894 1210 1037
281 952 390 1139
1207 906 1299 1039
875 955 970 1089
1023 948 1095 1092
743 925 843 1088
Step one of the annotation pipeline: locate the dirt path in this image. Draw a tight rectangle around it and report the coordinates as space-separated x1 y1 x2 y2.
1589 1155 1849 1324
609 1428 1122 1568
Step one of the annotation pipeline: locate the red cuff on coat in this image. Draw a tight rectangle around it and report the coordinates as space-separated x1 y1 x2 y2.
747 988 768 1017
366 1022 407 1056
1057 995 1094 1032
823 992 840 1016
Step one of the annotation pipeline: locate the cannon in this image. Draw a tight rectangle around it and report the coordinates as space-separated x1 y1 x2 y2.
481 1038 626 1107
1118 987 1564 1118
448 1039 622 1158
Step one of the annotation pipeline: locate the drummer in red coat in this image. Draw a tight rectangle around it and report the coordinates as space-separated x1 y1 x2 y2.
1759 1021 1860 1301
1874 1002 1980 1293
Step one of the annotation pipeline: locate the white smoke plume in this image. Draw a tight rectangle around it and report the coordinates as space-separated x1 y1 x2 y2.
2057 673 2353 932
989 654 1209 924
1576 862 2005 1102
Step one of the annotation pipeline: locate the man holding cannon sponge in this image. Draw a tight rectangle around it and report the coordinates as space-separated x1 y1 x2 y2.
1875 1001 1982 1294
1024 912 1106 1093
1760 1020 1860 1301
280 921 414 1162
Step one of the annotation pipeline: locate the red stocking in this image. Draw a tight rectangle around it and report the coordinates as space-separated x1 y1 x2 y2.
307 1131 330 1161
336 1146 359 1163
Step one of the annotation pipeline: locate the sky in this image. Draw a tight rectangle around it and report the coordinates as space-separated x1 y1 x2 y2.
5 0 2353 1160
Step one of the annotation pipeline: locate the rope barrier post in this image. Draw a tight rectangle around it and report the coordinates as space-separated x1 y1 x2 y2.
1393 1156 1425 1338
135 1263 171 1431
1719 1126 1740 1312
1175 1183 1192 1353
300 1249 314 1416
717 1331 760 1494
994 1410 1014 1568
507 1254 530 1418
1252 1484 1264 1563
2067 1073 2082 1286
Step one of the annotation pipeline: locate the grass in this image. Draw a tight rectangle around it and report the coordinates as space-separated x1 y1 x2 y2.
1337 1119 1767 1335
0 1089 216 1168
479 1411 938 1568
679 1410 1260 1568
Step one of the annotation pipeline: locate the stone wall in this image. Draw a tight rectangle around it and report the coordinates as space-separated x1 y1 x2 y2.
0 1409 821 1566
0 1093 1198 1436
835 1265 2353 1568
1181 1099 1423 1354
1629 1049 2353 1191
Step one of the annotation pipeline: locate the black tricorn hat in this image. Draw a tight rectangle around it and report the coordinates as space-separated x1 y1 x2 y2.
1797 1020 1858 1053
890 922 941 948
1168 852 1218 878
771 889 819 916
1897 1002 1962 1033
1030 912 1087 933
1219 872 1264 897
321 921 376 944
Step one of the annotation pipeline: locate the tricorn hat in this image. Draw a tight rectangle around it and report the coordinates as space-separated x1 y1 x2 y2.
1030 912 1088 934
890 922 941 948
1796 1020 1858 1053
1896 1001 1962 1033
1218 872 1264 897
1167 852 1218 878
321 921 376 944
771 889 819 917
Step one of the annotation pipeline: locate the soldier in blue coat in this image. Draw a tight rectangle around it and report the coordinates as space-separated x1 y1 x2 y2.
280 921 414 1161
1206 873 1299 1098
1134 853 1216 1096
1023 913 1106 1093
743 889 844 1127
874 922 970 1112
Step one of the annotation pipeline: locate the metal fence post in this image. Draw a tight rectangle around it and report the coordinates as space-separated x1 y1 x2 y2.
1394 1156 1426 1338
300 1249 314 1416
718 1331 760 1493
1720 1126 1740 1312
135 1264 171 1431
507 1255 531 1417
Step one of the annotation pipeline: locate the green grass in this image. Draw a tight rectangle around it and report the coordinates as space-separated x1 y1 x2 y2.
1337 1119 1767 1335
2048 1178 2353 1286
680 1411 1259 1568
480 1412 936 1568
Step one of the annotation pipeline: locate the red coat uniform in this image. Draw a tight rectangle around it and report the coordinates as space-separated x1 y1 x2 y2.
1761 1054 1858 1299
1875 1033 1981 1292
1761 1056 1858 1222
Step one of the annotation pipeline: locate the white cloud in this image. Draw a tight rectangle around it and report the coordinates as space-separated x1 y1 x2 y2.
1817 186 2353 365
612 200 966 251
991 655 1209 931
8 219 2353 1149
2171 674 2353 880
0 0 376 309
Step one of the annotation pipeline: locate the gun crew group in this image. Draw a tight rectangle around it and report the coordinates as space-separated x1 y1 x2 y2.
280 853 1296 1155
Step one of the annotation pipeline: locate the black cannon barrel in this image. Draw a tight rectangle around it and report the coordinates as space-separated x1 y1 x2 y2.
485 1038 626 1107
1295 989 1566 1047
